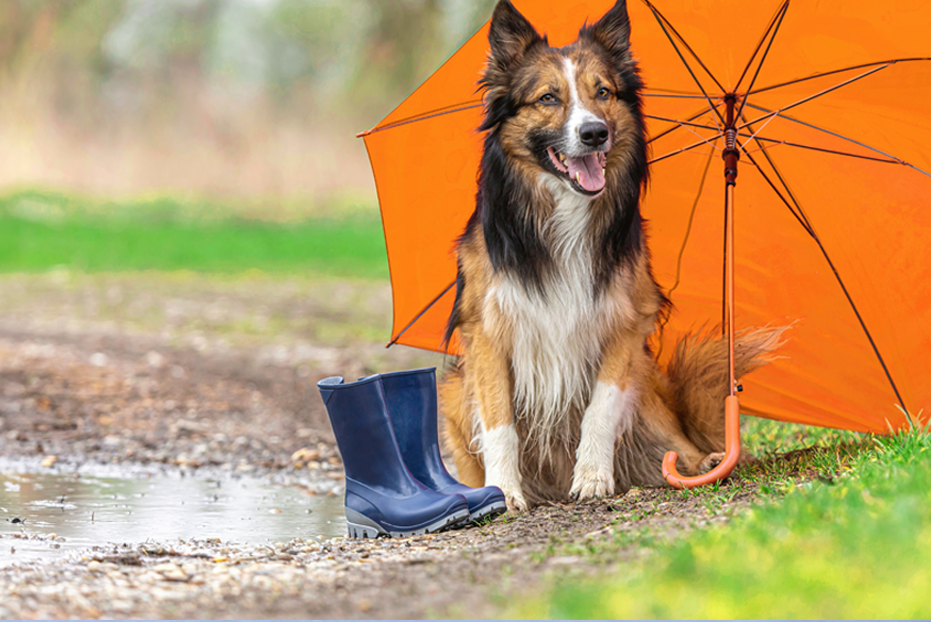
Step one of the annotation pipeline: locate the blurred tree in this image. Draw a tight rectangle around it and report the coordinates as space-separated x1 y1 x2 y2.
347 0 495 120
0 0 74 78
353 0 444 105
0 0 129 131
0 0 500 198
2 0 499 120
104 0 224 81
267 0 364 94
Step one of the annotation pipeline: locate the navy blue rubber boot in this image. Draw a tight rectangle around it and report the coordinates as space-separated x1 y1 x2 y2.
317 376 470 538
380 368 508 523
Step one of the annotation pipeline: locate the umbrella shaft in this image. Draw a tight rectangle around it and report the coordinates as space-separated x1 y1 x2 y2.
722 94 739 397
724 133 739 184
725 182 736 398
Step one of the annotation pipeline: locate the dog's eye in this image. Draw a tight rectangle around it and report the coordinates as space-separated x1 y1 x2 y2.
597 87 612 101
538 93 558 105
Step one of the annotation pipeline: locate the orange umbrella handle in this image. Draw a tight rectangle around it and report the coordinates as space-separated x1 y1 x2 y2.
662 395 741 488
663 95 742 490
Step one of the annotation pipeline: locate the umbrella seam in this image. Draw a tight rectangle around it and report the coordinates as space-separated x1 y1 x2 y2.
738 122 911 419
387 280 458 348
357 103 484 138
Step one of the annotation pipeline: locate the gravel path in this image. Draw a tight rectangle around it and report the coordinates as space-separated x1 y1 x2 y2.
0 273 760 619
1 488 750 620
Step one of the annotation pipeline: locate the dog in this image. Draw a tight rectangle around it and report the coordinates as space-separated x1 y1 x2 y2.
438 0 786 510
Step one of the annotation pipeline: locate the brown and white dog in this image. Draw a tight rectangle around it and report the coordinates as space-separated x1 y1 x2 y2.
439 0 786 510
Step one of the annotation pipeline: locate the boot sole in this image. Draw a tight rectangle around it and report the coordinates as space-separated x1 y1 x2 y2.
470 501 508 524
345 508 470 539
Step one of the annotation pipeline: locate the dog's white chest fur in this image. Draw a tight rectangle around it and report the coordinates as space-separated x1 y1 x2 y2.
486 177 615 445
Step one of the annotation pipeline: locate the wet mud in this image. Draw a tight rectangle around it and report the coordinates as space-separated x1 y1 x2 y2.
1 460 347 567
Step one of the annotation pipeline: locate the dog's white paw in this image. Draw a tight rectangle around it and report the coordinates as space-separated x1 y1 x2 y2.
569 467 615 501
501 488 528 512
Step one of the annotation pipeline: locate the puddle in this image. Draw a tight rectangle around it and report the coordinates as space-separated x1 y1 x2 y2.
0 459 347 567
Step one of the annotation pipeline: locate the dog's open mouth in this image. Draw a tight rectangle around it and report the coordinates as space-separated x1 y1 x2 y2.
546 146 608 195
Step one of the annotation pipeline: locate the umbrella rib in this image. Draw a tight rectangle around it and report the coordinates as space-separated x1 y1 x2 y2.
663 145 714 310
739 135 901 165
649 132 725 165
734 0 790 122
749 57 931 97
642 0 726 128
797 232 910 418
733 0 790 95
739 118 911 416
643 93 709 99
658 146 716 353
640 0 727 96
357 102 483 138
739 110 818 234
738 145 813 236
646 115 719 132
648 101 725 145
387 280 458 348
743 102 931 178
646 115 723 150
738 109 780 146
738 64 893 134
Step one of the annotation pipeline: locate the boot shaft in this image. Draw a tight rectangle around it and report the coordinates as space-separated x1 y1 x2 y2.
317 375 421 496
379 368 454 487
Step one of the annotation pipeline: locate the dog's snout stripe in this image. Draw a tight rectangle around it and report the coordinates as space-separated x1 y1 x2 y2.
562 57 606 153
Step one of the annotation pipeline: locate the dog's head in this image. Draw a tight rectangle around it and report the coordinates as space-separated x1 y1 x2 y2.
480 0 645 199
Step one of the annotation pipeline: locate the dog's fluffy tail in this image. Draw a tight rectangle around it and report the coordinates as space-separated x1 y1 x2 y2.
664 324 792 454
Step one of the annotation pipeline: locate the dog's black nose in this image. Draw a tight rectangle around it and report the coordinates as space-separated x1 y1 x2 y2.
579 122 609 147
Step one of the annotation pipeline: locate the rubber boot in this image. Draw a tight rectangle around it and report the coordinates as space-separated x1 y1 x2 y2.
317 375 470 538
380 368 508 523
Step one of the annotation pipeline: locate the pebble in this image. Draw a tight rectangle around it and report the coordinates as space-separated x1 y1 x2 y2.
2 532 391 618
3 534 422 617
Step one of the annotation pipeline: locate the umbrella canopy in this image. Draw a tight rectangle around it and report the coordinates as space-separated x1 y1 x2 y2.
359 0 931 434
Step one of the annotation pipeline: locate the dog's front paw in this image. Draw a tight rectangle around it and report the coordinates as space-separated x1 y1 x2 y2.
502 488 528 513
485 473 527 512
569 467 615 501
699 452 726 474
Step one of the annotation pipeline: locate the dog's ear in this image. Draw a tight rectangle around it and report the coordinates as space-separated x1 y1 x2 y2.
584 0 633 68
487 0 542 69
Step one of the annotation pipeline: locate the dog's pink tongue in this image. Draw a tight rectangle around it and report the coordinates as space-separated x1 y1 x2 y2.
566 154 605 193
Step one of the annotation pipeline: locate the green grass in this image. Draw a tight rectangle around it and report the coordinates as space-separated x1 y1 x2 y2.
0 189 388 278
742 415 863 457
523 417 931 619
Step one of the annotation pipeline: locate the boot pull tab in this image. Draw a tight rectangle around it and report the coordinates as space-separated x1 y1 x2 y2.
317 376 346 406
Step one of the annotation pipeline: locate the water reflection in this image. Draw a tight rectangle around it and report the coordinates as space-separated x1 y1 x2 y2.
0 460 346 566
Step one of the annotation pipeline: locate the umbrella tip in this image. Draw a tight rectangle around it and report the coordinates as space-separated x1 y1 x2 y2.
356 129 373 138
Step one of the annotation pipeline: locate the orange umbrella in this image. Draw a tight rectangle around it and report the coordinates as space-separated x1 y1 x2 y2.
358 0 931 474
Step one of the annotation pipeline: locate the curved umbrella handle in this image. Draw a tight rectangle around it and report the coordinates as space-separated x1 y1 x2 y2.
664 96 745 491
662 395 741 489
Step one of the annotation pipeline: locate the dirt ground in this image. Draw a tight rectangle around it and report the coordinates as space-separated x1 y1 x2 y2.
0 273 765 619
